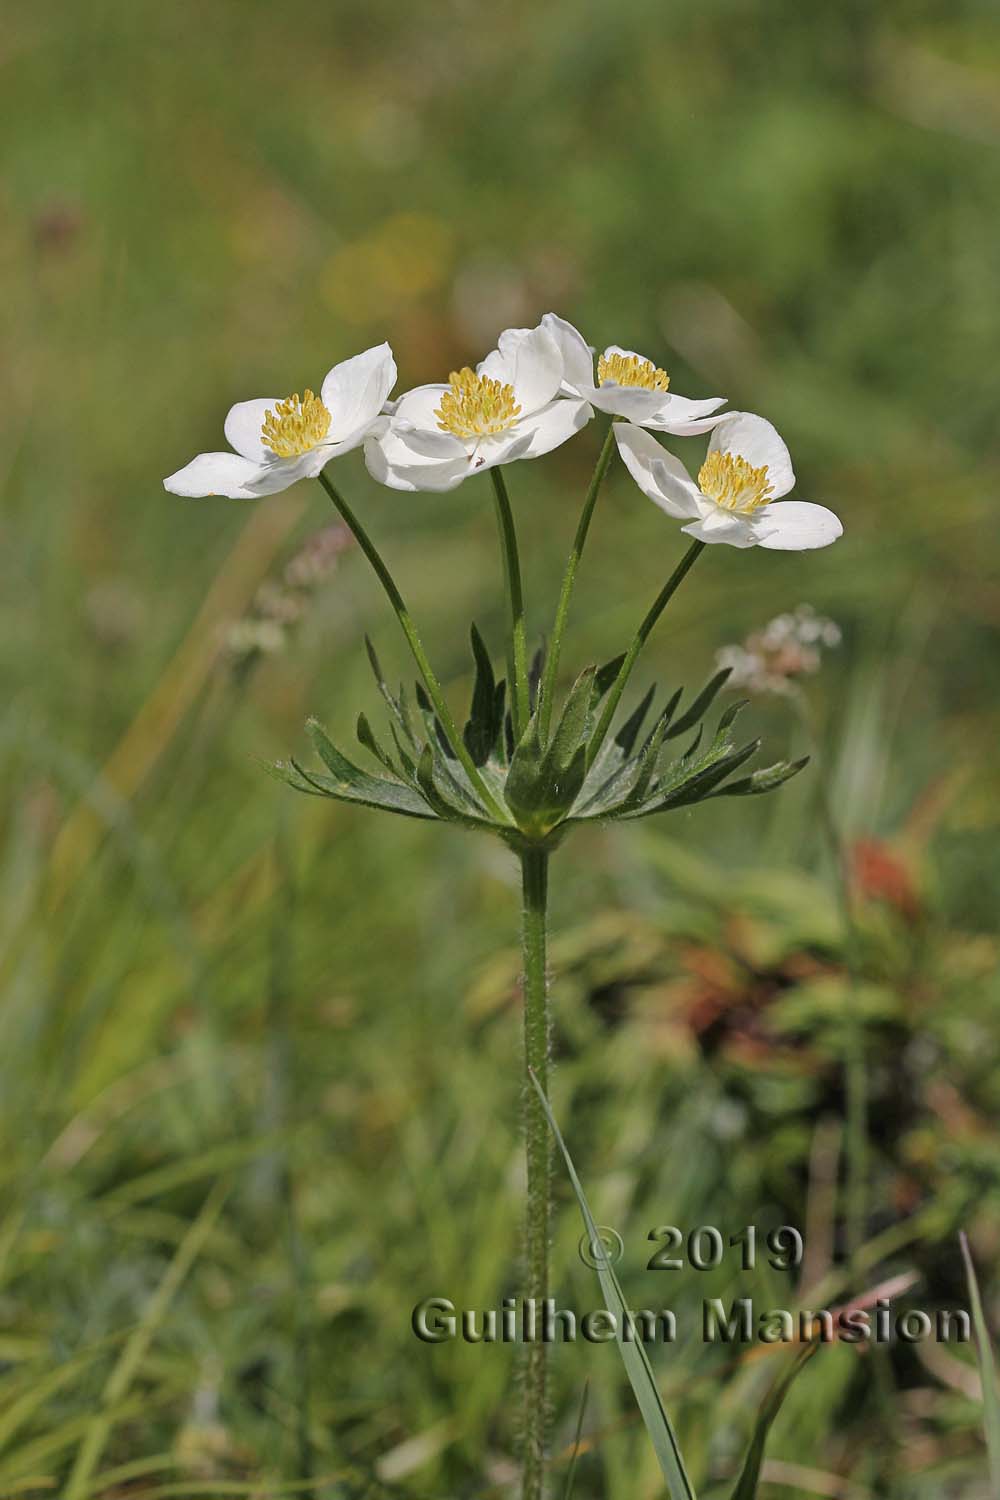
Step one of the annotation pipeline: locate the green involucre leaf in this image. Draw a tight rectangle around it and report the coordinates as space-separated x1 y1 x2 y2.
633 740 761 817
290 757 436 819
504 681 592 836
665 667 732 740
592 652 626 704
414 682 456 760
464 624 503 766
530 1072 698 1500
617 705 675 812
356 711 406 781
710 757 809 798
415 746 497 829
503 714 548 830
282 720 439 820
547 666 596 767
365 635 418 746
528 644 546 713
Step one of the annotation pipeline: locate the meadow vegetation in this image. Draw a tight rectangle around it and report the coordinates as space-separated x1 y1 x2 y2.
2 0 1000 1494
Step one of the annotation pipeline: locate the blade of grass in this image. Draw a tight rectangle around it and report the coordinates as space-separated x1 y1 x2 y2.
48 494 307 907
85 1474 350 1498
729 1341 818 1500
960 1230 1000 1493
62 1179 229 1500
0 1341 114 1452
528 1069 697 1500
0 1386 182 1486
561 1381 590 1500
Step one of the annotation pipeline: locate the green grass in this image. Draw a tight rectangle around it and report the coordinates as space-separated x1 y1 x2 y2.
2 0 1000 1493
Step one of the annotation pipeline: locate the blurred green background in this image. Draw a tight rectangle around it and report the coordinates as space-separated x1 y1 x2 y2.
3 0 1000 1494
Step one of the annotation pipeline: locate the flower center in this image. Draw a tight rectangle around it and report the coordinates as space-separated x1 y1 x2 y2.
435 368 522 440
597 352 670 392
260 391 331 458
698 450 774 514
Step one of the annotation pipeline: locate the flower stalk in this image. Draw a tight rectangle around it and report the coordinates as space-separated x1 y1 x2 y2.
519 846 550 1500
317 471 507 823
538 421 617 741
489 467 531 739
587 538 706 766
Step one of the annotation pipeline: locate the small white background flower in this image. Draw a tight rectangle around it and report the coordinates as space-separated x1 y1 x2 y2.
540 312 727 435
164 343 397 499
616 413 843 549
364 321 592 492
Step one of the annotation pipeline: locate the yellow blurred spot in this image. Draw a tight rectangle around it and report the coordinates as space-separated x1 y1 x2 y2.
321 214 454 323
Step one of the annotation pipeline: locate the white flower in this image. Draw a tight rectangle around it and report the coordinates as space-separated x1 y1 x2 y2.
364 320 592 492
164 343 397 499
539 312 727 435
615 413 843 550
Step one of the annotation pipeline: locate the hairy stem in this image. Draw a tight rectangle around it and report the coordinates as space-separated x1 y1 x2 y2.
490 467 530 739
317 472 507 822
587 538 705 766
520 847 550 1500
538 422 617 742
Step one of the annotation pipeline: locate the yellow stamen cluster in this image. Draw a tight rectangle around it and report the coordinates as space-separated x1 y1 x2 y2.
260 391 332 458
597 352 670 392
435 368 522 440
698 451 774 514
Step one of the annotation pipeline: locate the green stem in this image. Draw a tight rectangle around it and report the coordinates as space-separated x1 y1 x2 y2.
586 539 705 766
317 472 507 823
538 422 617 742
489 467 530 739
520 847 550 1500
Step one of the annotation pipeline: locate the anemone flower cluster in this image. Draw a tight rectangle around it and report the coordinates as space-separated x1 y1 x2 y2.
165 310 845 1500
164 313 842 553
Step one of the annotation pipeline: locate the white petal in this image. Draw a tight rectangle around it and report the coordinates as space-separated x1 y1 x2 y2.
391 383 450 431
373 414 466 465
465 430 535 473
540 312 595 394
320 342 397 443
479 323 562 413
641 394 728 435
680 511 757 547
754 501 843 551
365 449 470 493
163 451 295 499
364 419 469 492
601 343 648 364
710 412 794 498
504 397 592 460
588 383 672 421
224 399 282 462
614 423 703 519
